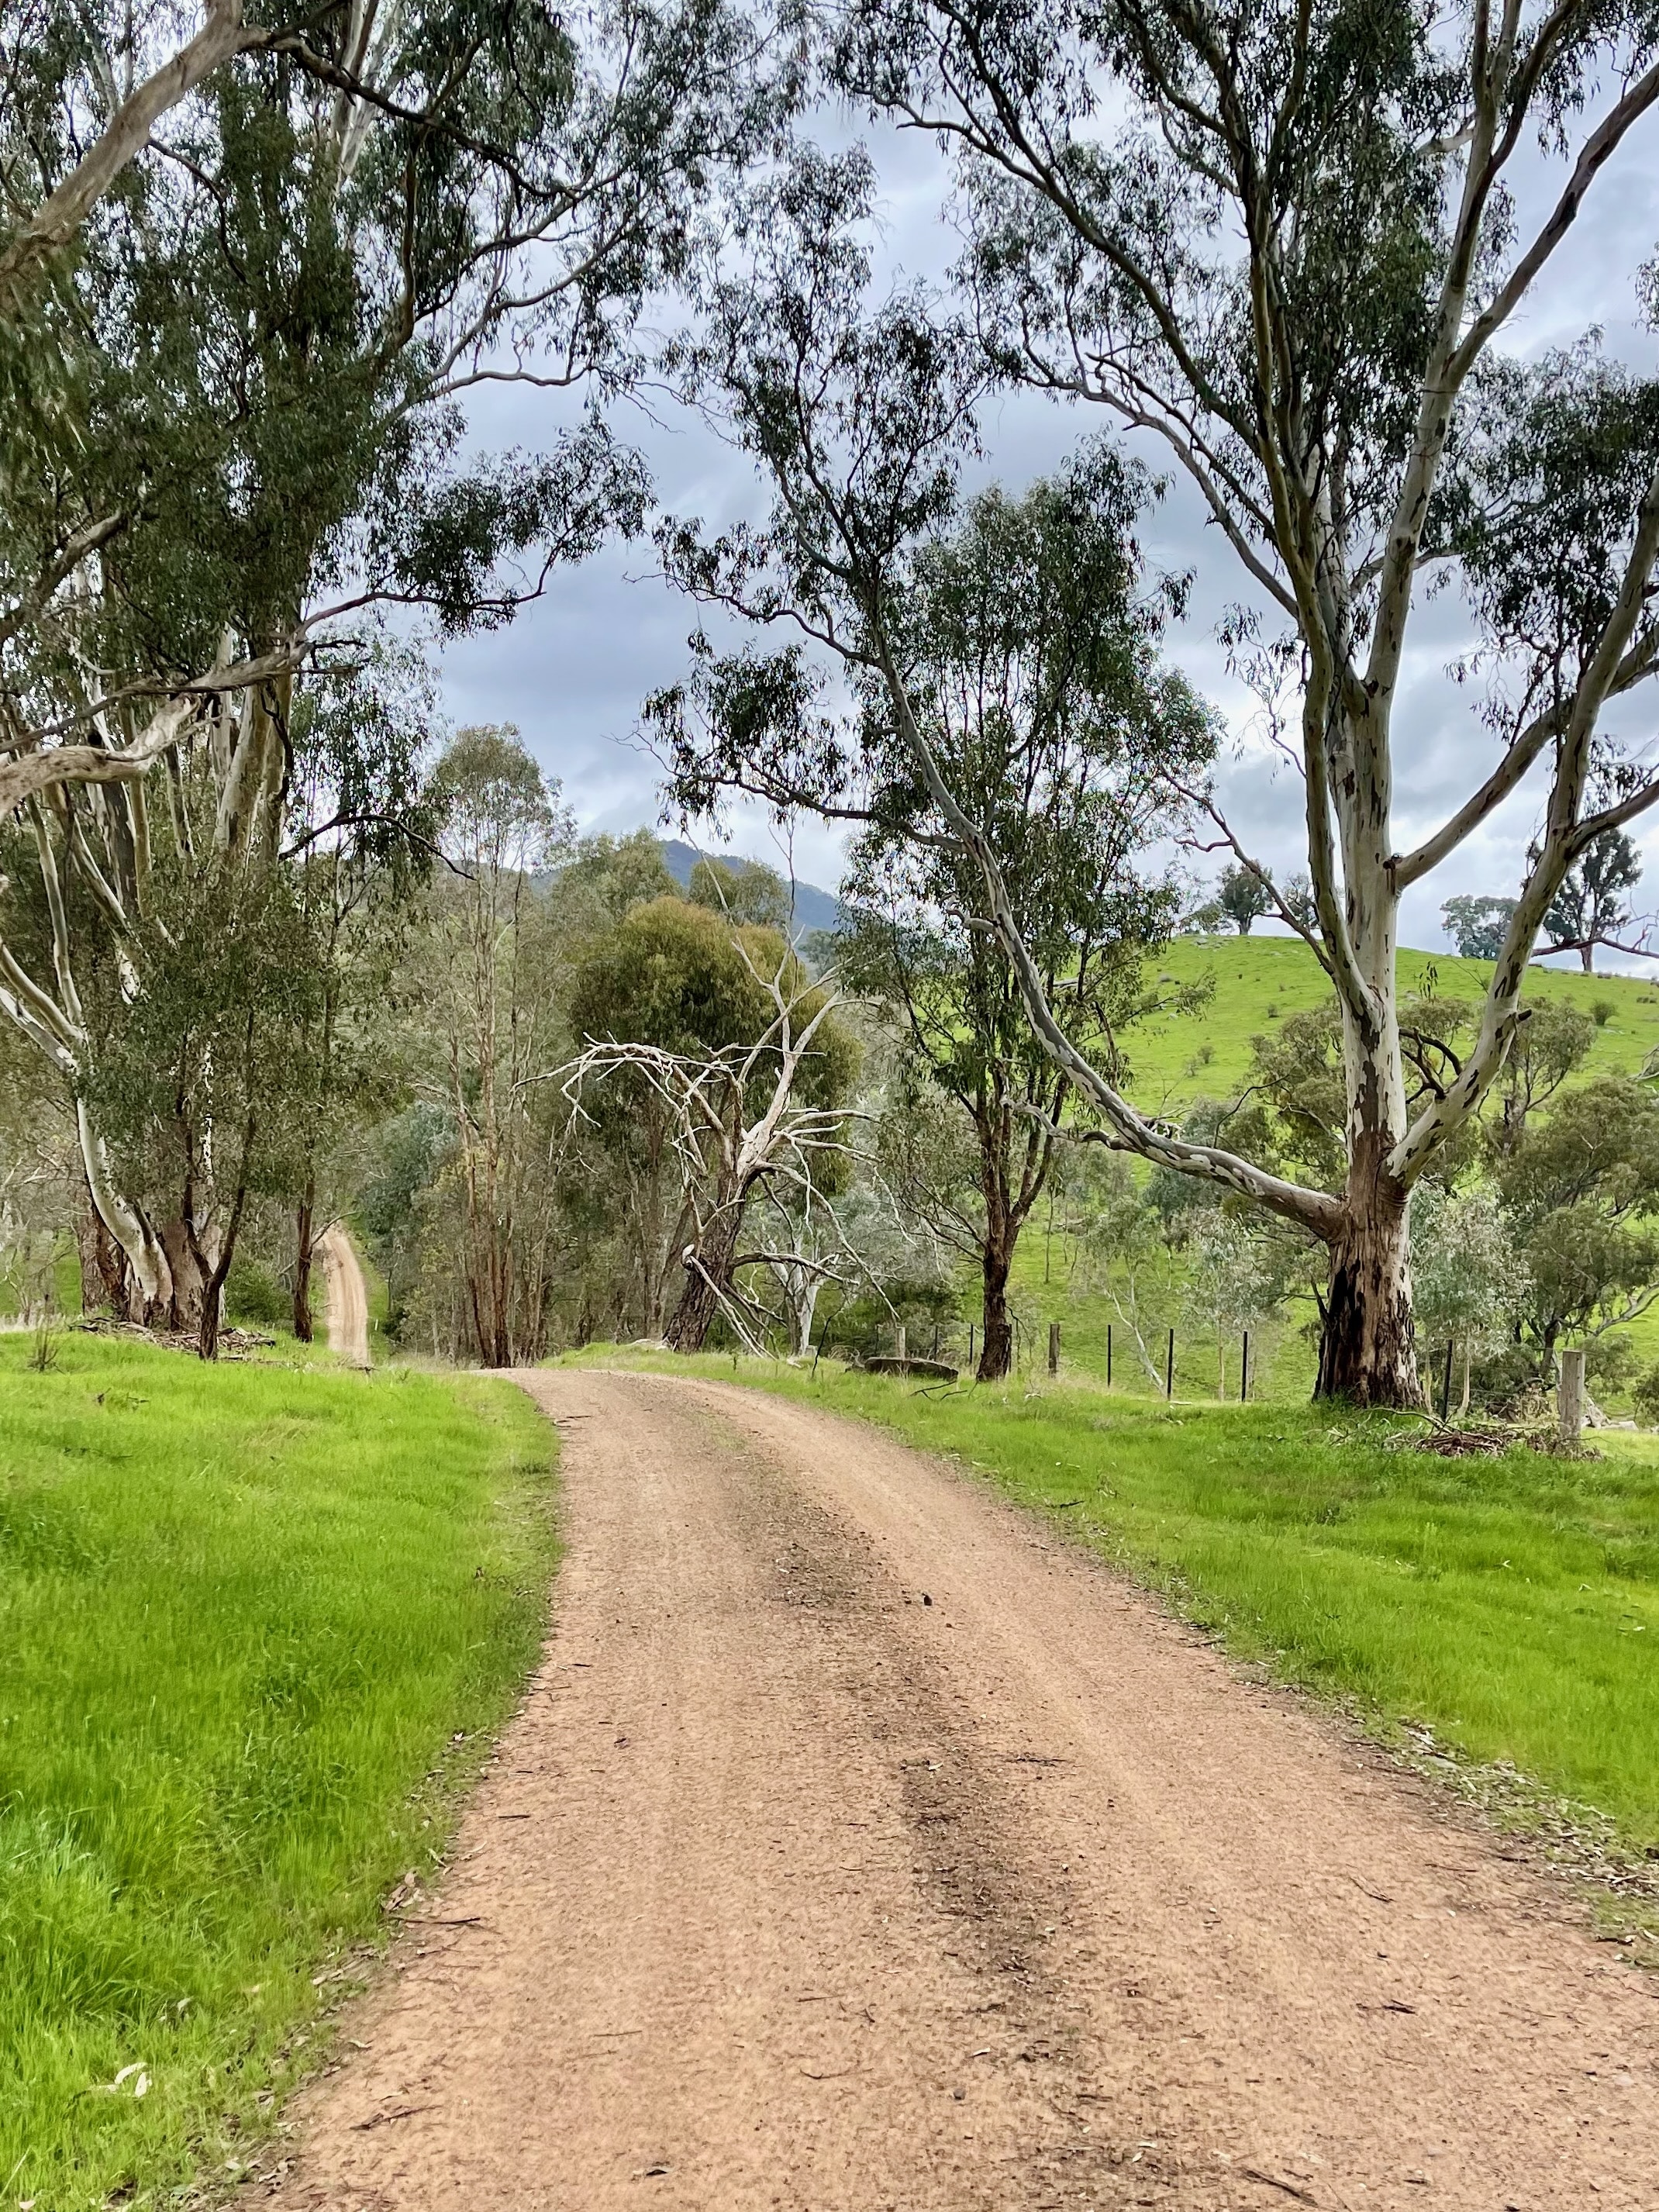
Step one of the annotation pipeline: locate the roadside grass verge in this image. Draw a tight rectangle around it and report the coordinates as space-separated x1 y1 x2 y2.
564 1349 1659 1859
0 1335 557 2211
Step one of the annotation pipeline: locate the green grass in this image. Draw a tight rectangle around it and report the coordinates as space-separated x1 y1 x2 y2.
0 1334 557 2211
1130 934 1659 1110
874 939 1659 1409
564 1348 1659 1852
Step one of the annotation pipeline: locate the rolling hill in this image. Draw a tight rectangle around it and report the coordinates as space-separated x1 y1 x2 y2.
657 838 843 936
1119 933 1659 1111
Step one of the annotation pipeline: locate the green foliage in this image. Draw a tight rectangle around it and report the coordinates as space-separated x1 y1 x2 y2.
1216 864 1271 935
1495 1075 1659 1361
85 870 328 1224
1411 1184 1528 1361
1632 1363 1659 1430
569 895 850 1099
550 832 678 927
433 725 574 875
688 854 792 929
1442 895 1516 961
223 1258 287 1330
0 1334 557 2210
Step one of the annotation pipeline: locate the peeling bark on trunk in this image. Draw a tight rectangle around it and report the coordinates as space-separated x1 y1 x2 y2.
1315 1141 1419 1406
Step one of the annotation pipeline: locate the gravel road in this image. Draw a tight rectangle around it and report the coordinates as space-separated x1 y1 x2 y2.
265 1368 1658 2210
319 1223 369 1368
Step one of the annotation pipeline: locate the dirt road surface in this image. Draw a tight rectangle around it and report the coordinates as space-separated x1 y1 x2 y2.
267 1370 1658 2210
319 1223 369 1368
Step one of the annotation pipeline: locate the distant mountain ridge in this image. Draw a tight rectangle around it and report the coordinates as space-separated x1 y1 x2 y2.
657 838 844 938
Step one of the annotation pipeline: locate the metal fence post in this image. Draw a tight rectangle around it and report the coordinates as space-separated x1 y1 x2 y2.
1166 1329 1174 1399
1048 1320 1060 1375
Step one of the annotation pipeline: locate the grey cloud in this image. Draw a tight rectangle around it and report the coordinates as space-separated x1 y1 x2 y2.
437 112 1659 965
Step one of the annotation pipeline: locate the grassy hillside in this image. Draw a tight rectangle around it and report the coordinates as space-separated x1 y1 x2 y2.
0 1337 557 2211
1124 933 1659 1111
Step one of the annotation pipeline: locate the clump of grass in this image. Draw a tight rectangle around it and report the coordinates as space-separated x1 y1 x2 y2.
0 1337 557 2210
26 1313 58 1372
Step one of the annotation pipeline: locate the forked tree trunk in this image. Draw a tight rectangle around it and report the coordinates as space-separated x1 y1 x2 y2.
1314 1144 1419 1406
667 1198 746 1352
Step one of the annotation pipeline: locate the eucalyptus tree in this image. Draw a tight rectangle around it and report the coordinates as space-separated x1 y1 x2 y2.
420 726 574 1368
660 448 1212 1378
660 53 1659 1399
825 0 1659 1405
0 0 777 1323
1540 828 1645 971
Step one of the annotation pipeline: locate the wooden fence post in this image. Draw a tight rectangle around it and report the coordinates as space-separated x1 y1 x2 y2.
1557 1348 1585 1449
1048 1320 1060 1375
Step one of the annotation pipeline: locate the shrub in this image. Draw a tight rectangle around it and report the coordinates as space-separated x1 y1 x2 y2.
1633 1361 1659 1428
1592 997 1617 1027
225 1258 287 1329
1585 1331 1639 1392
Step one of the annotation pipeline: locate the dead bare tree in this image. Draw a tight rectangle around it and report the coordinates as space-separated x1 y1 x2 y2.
559 947 857 1352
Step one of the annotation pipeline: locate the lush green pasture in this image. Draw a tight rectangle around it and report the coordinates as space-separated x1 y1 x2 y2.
869 937 1659 1408
574 1350 1659 1849
0 1336 557 2211
1127 933 1659 1111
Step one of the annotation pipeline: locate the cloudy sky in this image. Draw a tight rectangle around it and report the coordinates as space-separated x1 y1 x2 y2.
436 100 1659 965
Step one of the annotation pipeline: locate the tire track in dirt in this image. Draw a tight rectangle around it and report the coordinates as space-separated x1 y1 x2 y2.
260 1369 1659 2210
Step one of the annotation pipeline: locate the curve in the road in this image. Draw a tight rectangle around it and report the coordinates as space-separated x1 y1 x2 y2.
318 1222 370 1368
264 1369 1658 2210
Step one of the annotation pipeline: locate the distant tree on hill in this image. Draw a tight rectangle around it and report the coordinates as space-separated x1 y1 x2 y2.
1442 895 1518 961
1217 864 1273 937
1540 829 1645 974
